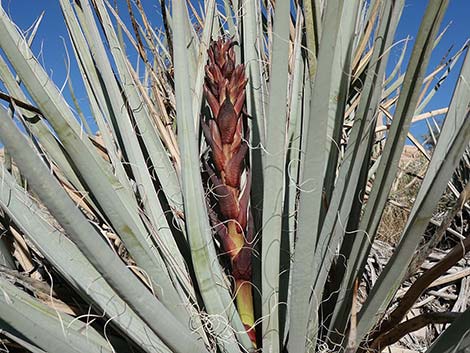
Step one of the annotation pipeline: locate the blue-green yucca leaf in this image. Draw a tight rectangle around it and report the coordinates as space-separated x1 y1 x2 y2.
288 1 360 351
0 168 172 353
0 55 91 207
0 278 113 353
1 2 467 353
0 241 14 270
384 35 410 87
241 0 267 256
356 9 470 348
357 101 470 346
76 0 193 307
181 1 199 92
0 327 46 353
321 0 361 215
60 0 140 192
65 63 93 136
192 0 216 129
0 9 88 198
303 0 321 78
344 0 450 331
242 0 266 144
0 105 207 353
239 5 266 336
260 0 291 351
317 0 404 342
221 0 237 39
279 7 306 346
0 3 190 321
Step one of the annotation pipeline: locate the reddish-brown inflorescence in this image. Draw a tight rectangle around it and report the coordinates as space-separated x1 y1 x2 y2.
202 38 255 344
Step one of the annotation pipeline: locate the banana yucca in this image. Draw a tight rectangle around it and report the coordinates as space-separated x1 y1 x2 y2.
0 1 469 353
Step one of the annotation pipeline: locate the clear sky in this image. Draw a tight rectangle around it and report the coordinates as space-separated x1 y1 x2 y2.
1 1 470 141
390 1 470 139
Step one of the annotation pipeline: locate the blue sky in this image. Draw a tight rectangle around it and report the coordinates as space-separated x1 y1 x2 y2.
2 1 470 141
391 1 470 139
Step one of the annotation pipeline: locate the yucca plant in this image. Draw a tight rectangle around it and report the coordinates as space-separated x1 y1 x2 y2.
0 1 468 353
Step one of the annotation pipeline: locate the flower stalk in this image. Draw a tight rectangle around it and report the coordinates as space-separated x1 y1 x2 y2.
202 38 255 344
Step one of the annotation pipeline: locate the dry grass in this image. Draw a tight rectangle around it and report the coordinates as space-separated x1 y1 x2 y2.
377 146 428 244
